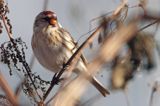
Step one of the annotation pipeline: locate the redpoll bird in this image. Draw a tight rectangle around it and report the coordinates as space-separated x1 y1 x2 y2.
31 11 109 96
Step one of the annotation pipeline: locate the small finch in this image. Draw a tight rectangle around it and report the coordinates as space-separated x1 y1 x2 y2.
31 11 110 96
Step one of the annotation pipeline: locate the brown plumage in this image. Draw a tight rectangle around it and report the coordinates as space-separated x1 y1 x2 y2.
32 11 110 96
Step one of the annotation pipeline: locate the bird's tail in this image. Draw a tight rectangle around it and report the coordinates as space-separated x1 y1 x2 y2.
76 58 110 96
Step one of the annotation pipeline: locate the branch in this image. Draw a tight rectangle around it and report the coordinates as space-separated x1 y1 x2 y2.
1 15 12 40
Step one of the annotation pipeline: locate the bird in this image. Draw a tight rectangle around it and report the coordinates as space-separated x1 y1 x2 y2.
31 11 110 96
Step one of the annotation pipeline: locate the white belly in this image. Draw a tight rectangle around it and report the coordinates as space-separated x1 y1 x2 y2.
32 27 87 73
32 34 72 73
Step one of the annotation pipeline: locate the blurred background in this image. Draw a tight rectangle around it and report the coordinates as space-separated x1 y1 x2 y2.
0 0 160 106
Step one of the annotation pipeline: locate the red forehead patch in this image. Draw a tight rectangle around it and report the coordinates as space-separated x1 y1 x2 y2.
43 11 54 15
43 11 57 19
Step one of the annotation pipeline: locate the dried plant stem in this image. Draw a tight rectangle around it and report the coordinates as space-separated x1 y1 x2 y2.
15 81 22 97
20 59 42 100
53 22 137 106
45 89 59 105
123 88 130 106
59 24 104 75
45 78 69 105
0 71 18 105
93 24 137 72
149 81 159 106
139 19 160 32
43 73 58 100
113 0 127 16
15 54 36 97
1 14 42 100
38 101 45 106
149 88 155 106
1 15 12 40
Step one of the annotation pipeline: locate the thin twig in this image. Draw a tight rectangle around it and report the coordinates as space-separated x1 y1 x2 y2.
123 88 130 106
45 72 82 105
43 73 58 100
1 15 12 40
45 88 59 105
15 55 36 97
149 81 159 106
138 19 160 32
149 88 155 106
113 0 127 16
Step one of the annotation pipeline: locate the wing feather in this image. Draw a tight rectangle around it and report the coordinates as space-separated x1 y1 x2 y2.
58 28 88 65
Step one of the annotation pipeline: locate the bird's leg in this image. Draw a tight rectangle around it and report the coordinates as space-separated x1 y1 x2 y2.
51 73 60 85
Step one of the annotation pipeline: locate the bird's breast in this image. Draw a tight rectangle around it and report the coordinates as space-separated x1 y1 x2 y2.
32 29 70 73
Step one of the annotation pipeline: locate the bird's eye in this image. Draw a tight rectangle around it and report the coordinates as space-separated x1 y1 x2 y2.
43 17 50 22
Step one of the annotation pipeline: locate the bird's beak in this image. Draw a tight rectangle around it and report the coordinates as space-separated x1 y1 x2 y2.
49 18 57 26
43 17 57 26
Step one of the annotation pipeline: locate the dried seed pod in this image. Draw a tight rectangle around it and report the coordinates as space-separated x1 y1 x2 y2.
128 36 143 71
5 16 12 34
140 33 155 69
97 16 109 44
0 0 4 15
111 54 134 89
127 32 156 71
0 38 50 102
0 0 9 16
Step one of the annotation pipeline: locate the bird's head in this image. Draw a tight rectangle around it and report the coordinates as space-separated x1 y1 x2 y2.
34 11 60 31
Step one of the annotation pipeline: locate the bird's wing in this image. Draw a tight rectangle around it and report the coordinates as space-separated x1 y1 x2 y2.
58 28 88 65
58 28 76 51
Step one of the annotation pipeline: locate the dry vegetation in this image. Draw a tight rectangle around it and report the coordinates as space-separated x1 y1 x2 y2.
0 0 160 106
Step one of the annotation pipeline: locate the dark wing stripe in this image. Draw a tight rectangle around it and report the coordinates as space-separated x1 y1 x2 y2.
58 28 88 65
